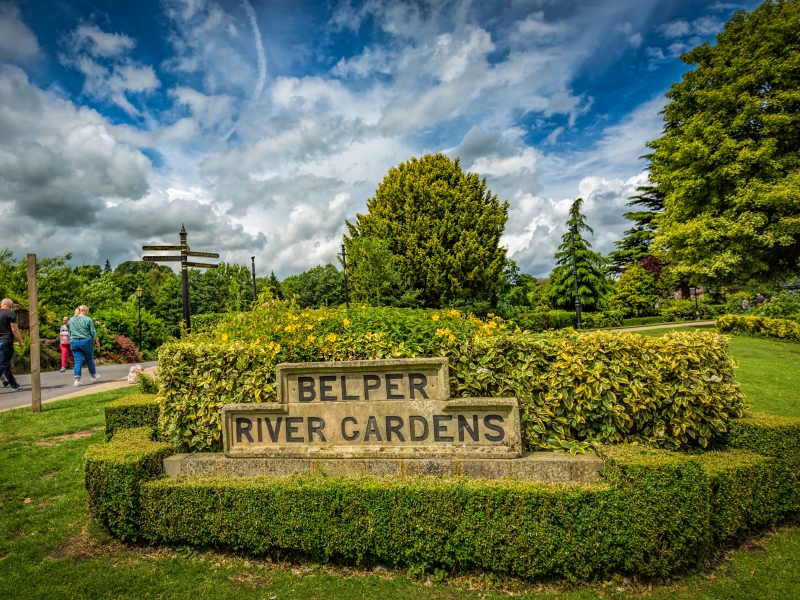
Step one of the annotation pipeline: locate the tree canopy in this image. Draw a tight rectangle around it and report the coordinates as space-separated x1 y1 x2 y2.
609 185 664 273
345 153 509 310
549 198 611 312
647 0 800 286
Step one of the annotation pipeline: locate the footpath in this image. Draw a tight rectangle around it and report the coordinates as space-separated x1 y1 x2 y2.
0 361 158 412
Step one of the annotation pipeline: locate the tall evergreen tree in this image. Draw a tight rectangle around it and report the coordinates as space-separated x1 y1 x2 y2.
103 259 112 274
608 185 664 273
549 198 611 312
345 153 508 309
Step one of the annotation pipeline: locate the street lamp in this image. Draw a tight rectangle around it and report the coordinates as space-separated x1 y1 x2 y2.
339 244 350 309
135 285 143 351
693 285 700 321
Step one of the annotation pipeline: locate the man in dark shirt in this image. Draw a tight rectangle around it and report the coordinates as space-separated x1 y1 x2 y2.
0 298 24 391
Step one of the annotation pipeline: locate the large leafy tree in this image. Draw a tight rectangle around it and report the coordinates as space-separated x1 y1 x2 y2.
647 0 800 286
549 198 611 312
281 264 344 308
345 153 509 309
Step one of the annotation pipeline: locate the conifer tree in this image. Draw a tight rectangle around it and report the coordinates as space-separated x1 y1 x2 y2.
345 153 508 309
549 198 611 312
608 185 664 273
103 259 112 274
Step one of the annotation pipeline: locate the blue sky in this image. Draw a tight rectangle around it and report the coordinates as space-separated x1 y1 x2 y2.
0 0 762 278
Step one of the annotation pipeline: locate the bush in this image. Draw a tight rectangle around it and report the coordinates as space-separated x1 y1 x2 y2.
156 301 745 454
661 300 714 321
753 290 800 320
581 310 624 329
622 316 668 327
104 394 160 441
84 427 171 541
111 334 140 363
717 314 800 343
94 305 169 351
508 309 576 332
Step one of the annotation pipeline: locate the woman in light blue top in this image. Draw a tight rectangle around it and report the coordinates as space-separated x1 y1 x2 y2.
68 305 101 387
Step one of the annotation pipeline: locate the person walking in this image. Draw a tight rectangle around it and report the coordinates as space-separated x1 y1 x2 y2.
59 316 73 372
742 297 750 314
0 298 24 392
68 305 101 387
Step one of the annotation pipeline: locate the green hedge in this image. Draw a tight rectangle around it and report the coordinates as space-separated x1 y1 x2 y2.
717 314 800 344
622 316 669 327
85 412 800 580
723 413 800 516
84 427 171 541
156 303 746 454
104 393 159 441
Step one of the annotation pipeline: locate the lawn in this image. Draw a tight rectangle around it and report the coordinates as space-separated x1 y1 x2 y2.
0 332 798 599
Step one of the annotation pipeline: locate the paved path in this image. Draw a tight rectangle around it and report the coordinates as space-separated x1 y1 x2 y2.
0 361 158 412
609 320 716 333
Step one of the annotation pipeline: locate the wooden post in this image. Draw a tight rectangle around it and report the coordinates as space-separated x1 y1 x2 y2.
27 254 41 413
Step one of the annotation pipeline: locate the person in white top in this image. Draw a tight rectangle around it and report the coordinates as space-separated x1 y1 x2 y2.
59 316 73 373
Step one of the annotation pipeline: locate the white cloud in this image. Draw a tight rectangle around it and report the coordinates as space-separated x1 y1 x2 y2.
69 24 135 57
0 2 40 63
0 66 150 224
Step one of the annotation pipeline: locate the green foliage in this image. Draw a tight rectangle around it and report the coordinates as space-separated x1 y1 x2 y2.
717 313 800 343
83 427 171 541
80 422 798 581
724 413 800 516
156 301 745 454
609 264 658 317
608 185 664 273
94 305 168 351
104 394 160 441
661 299 715 321
549 198 611 312
280 264 345 308
647 0 800 285
580 310 624 329
622 316 669 327
753 290 800 320
138 371 159 394
345 153 509 309
508 310 575 332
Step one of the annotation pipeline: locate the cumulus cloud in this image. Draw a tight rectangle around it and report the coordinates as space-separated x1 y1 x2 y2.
0 66 150 225
0 2 40 63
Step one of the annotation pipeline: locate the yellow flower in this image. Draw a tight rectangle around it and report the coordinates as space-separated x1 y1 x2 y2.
432 314 440 321
221 333 228 341
254 338 260 345
343 318 350 328
448 334 455 342
326 333 337 342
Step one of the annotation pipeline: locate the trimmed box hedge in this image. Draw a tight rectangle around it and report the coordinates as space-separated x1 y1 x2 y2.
104 393 160 441
84 412 800 580
84 427 172 541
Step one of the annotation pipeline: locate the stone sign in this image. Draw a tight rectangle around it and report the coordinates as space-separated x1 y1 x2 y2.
222 358 521 459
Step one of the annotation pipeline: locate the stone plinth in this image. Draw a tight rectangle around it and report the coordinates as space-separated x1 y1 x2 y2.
162 451 604 483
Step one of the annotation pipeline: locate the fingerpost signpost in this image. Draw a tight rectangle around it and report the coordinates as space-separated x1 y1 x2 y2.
142 225 220 333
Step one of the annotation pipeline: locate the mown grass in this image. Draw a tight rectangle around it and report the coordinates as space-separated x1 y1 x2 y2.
1 337 798 599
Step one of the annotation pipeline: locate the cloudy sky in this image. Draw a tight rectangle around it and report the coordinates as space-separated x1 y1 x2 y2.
0 0 761 278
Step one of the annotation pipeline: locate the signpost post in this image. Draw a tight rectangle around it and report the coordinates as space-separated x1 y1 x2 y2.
142 225 219 334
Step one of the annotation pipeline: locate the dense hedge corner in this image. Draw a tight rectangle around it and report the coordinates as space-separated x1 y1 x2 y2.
104 393 160 441
717 314 800 344
84 427 171 541
723 413 800 517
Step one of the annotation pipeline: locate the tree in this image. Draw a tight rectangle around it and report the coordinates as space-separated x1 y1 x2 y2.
609 263 658 317
281 264 344 308
647 0 800 286
608 185 664 273
345 153 509 309
103 259 112 274
549 198 611 312
266 271 282 299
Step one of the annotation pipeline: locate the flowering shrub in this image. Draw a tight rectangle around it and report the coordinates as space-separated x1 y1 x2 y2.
717 314 800 343
156 299 745 454
111 334 140 363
